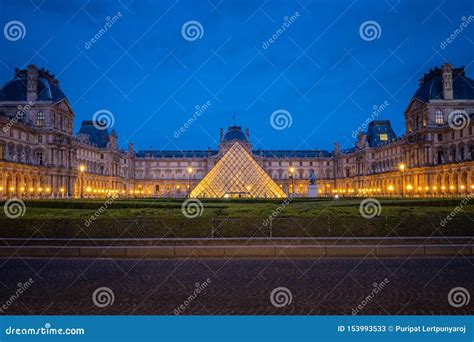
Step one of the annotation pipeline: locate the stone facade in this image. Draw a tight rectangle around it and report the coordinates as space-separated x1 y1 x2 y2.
0 64 473 199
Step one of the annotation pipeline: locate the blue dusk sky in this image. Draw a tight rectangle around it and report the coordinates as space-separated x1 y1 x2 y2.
0 0 473 152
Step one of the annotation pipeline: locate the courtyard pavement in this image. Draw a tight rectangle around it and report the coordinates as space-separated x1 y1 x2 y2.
0 257 472 315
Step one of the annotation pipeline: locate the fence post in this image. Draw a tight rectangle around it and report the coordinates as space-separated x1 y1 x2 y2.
211 218 215 239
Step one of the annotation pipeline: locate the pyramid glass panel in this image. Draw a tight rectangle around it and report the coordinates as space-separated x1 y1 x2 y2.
190 142 287 199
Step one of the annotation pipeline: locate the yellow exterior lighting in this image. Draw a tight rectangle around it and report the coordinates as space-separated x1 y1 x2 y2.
399 163 405 171
406 184 413 190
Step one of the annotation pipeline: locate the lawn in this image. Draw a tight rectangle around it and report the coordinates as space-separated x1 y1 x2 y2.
0 197 472 238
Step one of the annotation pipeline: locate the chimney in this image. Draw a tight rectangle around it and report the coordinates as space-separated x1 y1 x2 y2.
245 128 250 138
334 142 340 155
442 63 453 100
26 65 38 102
220 128 223 142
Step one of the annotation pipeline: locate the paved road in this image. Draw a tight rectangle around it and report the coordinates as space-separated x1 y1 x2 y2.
0 257 472 315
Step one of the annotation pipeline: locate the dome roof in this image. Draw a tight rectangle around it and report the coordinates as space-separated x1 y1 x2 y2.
0 66 67 102
222 125 249 143
413 65 474 102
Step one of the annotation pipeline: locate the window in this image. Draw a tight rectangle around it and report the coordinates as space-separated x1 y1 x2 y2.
379 134 388 141
437 133 443 141
37 135 42 143
36 151 43 165
435 110 444 125
36 112 45 127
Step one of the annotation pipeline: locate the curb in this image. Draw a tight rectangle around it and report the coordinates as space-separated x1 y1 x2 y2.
0 244 472 259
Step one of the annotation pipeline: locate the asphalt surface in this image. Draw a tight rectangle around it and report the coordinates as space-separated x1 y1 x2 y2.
0 257 472 315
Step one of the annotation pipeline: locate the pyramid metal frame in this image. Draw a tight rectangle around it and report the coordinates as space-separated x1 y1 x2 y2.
190 142 287 198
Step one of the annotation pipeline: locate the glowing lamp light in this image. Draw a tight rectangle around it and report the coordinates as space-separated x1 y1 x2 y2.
0 187 3 191
187 167 193 174
29 187 34 192
9 187 15 191
399 163 406 171
449 186 454 190
224 194 230 198
38 187 43 192
441 186 446 190
20 187 25 191
433 186 437 190
460 185 465 190
46 188 50 192
60 188 65 192
417 187 422 191
406 184 413 191
86 187 91 192
425 187 429 191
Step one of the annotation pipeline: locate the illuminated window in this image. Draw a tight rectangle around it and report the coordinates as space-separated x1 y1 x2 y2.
36 112 45 127
379 134 388 141
435 110 444 125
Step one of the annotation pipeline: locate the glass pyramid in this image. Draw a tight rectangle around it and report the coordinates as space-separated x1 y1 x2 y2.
190 142 287 199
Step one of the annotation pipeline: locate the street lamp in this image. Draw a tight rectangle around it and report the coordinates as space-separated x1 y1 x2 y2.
79 165 85 199
187 167 193 196
398 163 405 198
289 167 295 195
